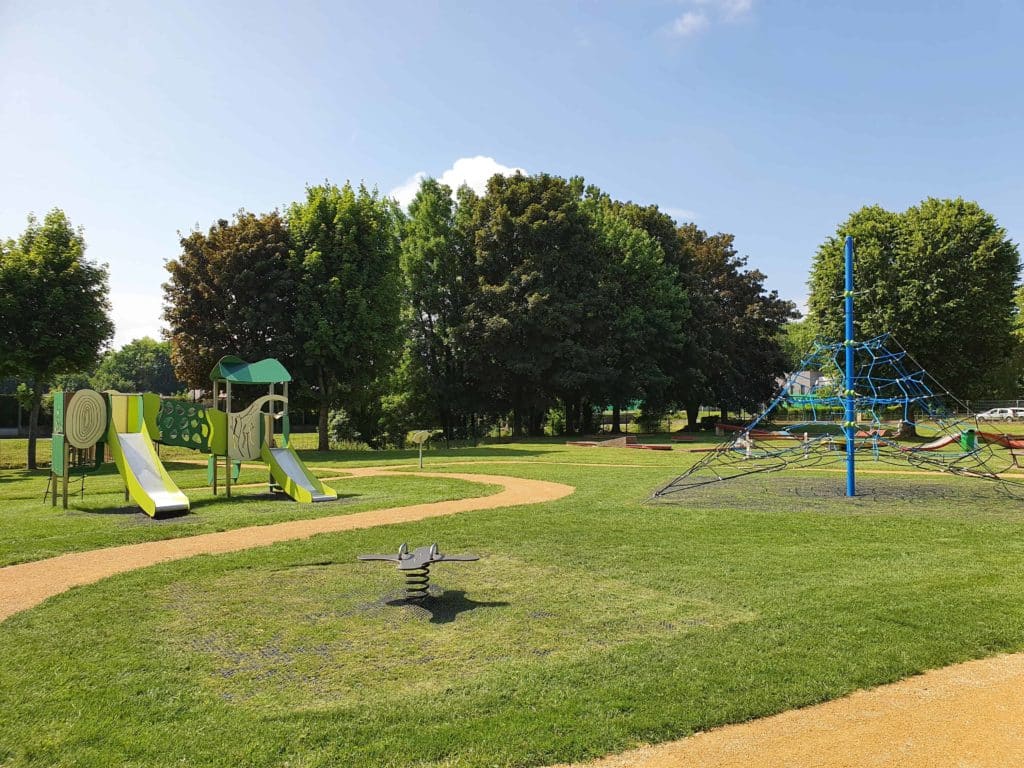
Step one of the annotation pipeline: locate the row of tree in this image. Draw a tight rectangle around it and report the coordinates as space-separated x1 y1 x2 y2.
8 181 1016 468
162 174 797 449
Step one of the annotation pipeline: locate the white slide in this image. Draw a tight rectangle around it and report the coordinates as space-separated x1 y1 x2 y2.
109 431 190 517
262 444 337 503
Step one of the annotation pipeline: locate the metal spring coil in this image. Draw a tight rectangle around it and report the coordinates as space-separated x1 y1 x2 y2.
404 565 431 600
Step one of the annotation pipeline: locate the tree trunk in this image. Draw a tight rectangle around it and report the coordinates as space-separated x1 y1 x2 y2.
685 402 700 432
27 387 41 470
318 398 329 451
611 404 621 434
529 410 544 437
897 420 917 438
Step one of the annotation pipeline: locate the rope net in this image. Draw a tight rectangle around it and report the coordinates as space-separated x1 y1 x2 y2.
654 334 1024 498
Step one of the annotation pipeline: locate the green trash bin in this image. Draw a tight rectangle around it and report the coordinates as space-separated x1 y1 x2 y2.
960 429 977 451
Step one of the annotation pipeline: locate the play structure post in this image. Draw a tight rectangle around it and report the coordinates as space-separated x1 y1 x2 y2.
225 380 232 499
844 235 856 497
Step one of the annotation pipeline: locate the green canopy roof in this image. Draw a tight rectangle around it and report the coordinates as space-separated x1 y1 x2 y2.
209 356 292 384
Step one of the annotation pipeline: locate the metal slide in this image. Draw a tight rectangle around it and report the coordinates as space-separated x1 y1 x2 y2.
261 444 337 503
108 430 190 517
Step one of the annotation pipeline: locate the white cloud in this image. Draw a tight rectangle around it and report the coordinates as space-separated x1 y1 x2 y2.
390 156 526 209
704 0 753 21
666 0 754 38
663 207 699 223
389 172 428 210
669 11 710 38
110 290 165 348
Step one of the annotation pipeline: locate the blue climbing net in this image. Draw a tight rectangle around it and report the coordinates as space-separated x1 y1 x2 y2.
654 334 1024 497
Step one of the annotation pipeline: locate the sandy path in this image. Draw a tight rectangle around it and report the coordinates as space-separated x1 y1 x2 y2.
0 468 573 622
553 653 1024 767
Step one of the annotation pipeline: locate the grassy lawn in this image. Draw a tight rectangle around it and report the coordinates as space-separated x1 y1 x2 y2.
0 453 496 567
2 441 1024 766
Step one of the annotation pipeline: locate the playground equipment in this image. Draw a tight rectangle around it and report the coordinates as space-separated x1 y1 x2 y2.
358 543 480 601
48 388 191 515
206 356 336 503
654 236 1024 499
46 356 336 516
409 430 433 469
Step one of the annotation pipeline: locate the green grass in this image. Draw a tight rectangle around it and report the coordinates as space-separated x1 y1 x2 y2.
0 457 495 567
2 442 1024 766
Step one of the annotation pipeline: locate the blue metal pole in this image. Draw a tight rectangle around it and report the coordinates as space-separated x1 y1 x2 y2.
844 235 856 497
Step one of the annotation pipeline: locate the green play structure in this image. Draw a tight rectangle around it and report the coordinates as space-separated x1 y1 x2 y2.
47 356 336 516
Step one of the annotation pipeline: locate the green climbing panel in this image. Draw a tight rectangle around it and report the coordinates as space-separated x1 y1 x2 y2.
157 399 212 453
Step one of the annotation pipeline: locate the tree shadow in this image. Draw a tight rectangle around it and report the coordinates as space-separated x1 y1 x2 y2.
298 445 552 465
385 589 509 624
185 491 359 511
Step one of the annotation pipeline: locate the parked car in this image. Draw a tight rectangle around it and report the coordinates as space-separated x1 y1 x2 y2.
976 407 1018 422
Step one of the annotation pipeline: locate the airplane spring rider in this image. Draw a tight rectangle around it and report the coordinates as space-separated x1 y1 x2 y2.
358 543 480 601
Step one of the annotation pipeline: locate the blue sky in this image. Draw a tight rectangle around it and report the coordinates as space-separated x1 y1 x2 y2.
2 1 1022 346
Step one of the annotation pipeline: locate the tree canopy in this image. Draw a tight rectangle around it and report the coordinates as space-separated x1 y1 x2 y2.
92 337 182 394
163 211 296 389
400 179 477 441
808 198 1020 399
0 210 113 467
288 183 405 450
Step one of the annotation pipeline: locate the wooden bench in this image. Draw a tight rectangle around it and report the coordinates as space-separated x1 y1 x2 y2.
1011 449 1024 468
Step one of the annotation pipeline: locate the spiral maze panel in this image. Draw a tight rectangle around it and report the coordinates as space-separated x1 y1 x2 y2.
64 390 107 449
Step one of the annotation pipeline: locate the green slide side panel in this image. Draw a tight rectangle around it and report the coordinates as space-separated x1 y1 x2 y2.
142 393 162 440
157 399 212 453
207 409 227 455
260 444 337 503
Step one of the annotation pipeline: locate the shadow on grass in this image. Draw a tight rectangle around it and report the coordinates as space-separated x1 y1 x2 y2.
386 589 510 625
298 446 553 464
185 491 360 511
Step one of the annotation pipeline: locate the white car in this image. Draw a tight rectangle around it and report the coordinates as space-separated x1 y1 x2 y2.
976 407 1017 423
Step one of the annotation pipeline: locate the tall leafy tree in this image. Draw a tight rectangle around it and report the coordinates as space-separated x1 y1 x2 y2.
808 198 1020 399
463 173 609 435
0 210 114 468
584 196 690 433
163 211 296 388
777 318 818 372
401 179 478 442
92 337 182 394
288 183 404 450
677 225 797 426
1010 286 1024 393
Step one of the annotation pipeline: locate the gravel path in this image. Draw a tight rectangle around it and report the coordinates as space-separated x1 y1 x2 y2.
553 653 1024 767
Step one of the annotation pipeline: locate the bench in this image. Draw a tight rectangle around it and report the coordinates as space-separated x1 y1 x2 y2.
1011 449 1024 468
